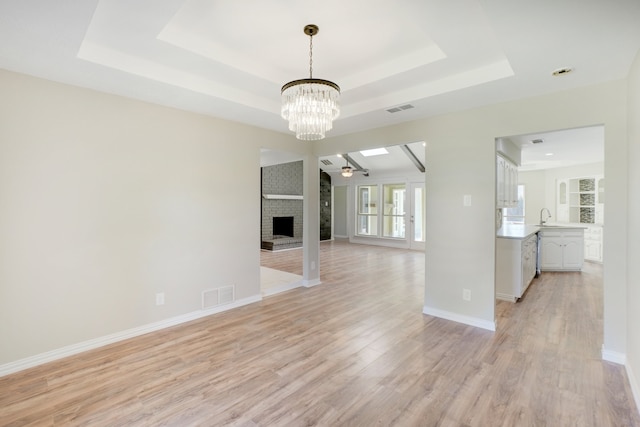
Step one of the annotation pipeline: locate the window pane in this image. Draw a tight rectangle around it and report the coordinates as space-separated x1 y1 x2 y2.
357 215 378 235
383 184 405 215
382 184 406 238
358 186 378 214
357 185 379 236
383 216 405 238
504 184 525 224
413 186 425 242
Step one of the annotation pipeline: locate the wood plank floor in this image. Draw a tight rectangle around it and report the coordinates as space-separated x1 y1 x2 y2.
1 240 638 426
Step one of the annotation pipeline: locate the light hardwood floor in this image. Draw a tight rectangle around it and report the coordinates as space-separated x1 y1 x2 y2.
1 240 638 426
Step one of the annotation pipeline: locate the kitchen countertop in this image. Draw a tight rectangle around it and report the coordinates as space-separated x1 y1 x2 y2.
497 223 586 239
496 224 541 239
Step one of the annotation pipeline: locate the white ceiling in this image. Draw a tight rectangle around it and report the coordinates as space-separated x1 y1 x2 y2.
0 1 635 173
508 126 604 172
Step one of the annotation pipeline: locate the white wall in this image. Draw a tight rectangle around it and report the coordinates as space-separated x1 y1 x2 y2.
0 69 310 368
517 169 547 224
626 48 640 409
317 79 629 343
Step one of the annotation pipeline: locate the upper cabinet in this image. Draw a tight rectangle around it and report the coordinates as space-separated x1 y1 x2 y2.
556 175 604 224
495 137 521 209
496 154 519 208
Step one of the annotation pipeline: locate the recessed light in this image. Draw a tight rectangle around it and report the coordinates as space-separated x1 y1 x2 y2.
360 148 389 157
336 153 343 158
545 153 554 156
552 67 574 76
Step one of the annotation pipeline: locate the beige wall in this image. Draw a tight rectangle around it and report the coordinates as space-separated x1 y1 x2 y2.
0 69 309 366
319 80 629 348
626 49 640 407
1 61 637 410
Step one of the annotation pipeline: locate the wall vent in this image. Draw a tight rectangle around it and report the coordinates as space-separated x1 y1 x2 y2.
321 159 333 165
219 286 235 305
202 285 235 309
386 104 414 113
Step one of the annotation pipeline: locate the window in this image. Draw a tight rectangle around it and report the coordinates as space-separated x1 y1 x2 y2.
356 183 408 238
356 185 378 235
382 184 406 238
504 184 525 224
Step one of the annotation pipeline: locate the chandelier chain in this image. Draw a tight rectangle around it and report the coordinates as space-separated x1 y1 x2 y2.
309 33 313 79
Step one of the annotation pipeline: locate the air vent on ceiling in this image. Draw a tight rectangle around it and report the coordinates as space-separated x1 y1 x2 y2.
552 67 574 76
321 159 333 165
386 104 415 113
531 139 544 144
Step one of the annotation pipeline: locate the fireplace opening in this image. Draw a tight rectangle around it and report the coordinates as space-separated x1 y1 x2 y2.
273 216 294 238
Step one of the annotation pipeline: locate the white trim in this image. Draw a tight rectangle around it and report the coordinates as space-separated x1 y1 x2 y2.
350 235 410 249
0 294 262 378
602 346 626 364
303 278 322 288
626 362 640 418
423 305 496 331
496 292 517 302
262 194 303 200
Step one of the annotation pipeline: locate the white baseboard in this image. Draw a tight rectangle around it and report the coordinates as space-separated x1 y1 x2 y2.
496 293 517 302
626 362 640 417
423 305 496 332
303 278 322 288
602 346 626 365
601 347 640 416
0 294 262 378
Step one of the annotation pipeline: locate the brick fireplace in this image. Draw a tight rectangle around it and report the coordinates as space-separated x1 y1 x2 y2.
261 161 303 250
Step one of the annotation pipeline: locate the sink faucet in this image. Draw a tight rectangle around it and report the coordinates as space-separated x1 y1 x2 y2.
540 208 552 225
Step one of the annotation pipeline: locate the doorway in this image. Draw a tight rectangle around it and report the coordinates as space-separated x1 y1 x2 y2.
259 149 304 296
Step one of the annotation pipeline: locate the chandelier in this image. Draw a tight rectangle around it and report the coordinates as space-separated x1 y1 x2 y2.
281 24 340 141
341 156 353 177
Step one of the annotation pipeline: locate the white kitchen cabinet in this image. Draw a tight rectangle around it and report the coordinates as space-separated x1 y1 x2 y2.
496 154 518 208
540 229 584 271
496 233 538 302
584 225 603 263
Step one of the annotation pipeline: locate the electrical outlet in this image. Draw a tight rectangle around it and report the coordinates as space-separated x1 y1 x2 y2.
462 289 471 301
156 292 165 306
463 195 472 206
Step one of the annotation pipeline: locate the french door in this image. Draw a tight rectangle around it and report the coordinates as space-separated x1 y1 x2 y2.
409 182 426 250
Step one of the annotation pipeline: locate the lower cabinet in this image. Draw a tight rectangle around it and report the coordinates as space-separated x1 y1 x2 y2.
584 225 603 263
539 229 584 271
496 233 538 302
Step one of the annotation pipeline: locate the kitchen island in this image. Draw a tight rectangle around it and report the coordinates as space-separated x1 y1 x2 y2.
496 224 540 302
496 224 585 301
